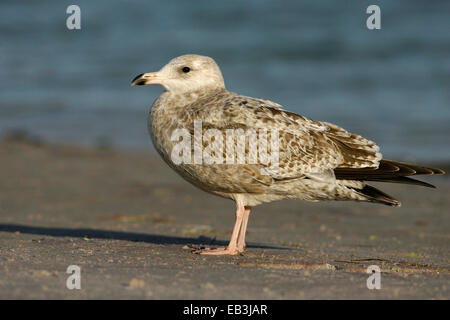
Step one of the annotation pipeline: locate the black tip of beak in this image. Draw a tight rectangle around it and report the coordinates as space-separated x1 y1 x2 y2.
132 73 144 83
131 73 146 86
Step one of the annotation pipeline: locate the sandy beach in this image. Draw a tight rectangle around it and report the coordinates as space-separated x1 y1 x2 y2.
0 134 448 299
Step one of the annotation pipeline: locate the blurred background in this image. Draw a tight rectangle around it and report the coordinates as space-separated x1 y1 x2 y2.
1 0 449 162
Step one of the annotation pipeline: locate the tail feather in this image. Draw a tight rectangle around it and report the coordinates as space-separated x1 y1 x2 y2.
339 160 445 206
354 185 401 207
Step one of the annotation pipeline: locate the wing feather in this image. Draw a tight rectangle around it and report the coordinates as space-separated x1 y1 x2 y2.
183 91 381 182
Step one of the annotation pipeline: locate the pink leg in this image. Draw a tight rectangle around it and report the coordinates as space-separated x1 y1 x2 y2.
194 202 245 255
237 206 251 253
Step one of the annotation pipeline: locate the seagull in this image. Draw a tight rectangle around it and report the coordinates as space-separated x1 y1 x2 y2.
131 54 444 255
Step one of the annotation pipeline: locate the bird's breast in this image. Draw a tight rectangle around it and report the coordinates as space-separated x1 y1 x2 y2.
147 93 194 166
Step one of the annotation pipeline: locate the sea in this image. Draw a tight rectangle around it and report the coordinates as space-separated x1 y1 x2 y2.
1 0 449 162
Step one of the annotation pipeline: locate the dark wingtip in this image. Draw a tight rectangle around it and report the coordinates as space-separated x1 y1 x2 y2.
391 201 402 208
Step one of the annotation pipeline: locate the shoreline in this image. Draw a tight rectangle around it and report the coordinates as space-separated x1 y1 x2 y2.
0 134 448 299
3 129 450 173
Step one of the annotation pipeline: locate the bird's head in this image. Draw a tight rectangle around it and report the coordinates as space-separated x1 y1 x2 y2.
131 54 225 94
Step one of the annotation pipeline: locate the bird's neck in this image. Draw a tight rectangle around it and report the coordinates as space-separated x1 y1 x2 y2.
157 87 226 110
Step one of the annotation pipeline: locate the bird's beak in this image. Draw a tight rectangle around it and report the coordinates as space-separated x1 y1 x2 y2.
131 72 162 86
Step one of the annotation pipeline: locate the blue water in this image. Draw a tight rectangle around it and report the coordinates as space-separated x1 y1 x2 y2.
1 0 449 162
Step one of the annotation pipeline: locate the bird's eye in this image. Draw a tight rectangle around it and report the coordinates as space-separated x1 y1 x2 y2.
182 67 190 73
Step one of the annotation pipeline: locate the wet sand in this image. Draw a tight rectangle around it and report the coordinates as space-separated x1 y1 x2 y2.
0 135 448 299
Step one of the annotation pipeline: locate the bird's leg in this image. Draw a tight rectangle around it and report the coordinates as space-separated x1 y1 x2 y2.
194 202 245 255
237 206 251 253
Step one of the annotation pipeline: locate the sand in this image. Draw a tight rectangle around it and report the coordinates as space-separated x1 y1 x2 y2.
0 134 448 299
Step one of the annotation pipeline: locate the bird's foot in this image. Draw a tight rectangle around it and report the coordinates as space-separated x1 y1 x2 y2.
192 246 242 255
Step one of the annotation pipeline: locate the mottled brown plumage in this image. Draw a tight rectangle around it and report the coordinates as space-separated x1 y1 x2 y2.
131 54 444 255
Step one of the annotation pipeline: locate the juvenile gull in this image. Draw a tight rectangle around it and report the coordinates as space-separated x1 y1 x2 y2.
131 54 444 255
